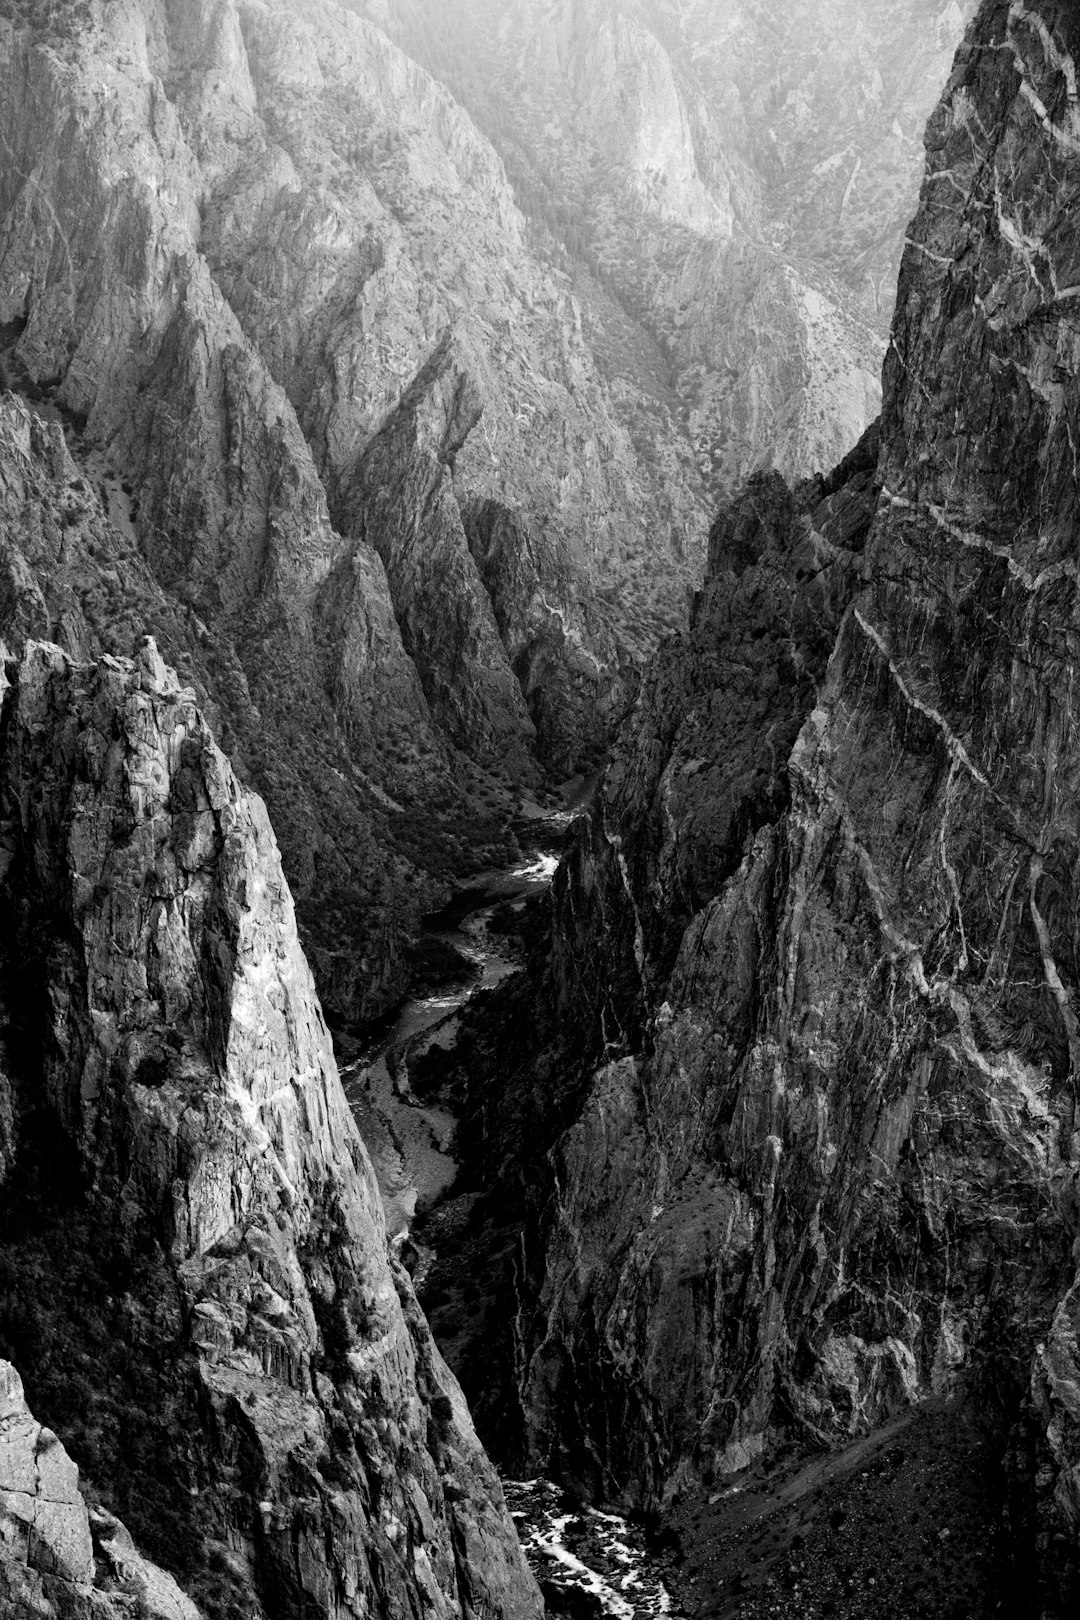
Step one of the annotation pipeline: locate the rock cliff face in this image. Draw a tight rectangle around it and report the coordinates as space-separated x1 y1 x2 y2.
0 382 449 1026
0 1359 205 1620
336 333 537 774
549 423 881 1057
368 0 975 491
415 420 882 1466
0 0 980 1020
0 636 540 1620
422 2 1080 1610
0 0 698 1020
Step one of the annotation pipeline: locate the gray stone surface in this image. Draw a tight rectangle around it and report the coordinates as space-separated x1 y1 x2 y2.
0 640 541 1620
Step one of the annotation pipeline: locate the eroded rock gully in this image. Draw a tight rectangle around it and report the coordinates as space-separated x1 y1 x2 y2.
0 636 540 1620
416 4 1080 1613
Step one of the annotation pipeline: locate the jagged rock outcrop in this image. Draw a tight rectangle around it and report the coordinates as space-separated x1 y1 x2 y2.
426 3 1080 1610
549 422 880 1057
0 1359 204 1620
0 636 540 1620
414 422 881 1461
462 495 632 772
0 385 460 1025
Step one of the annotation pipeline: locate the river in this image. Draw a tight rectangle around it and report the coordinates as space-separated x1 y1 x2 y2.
339 777 676 1618
505 1479 678 1619
339 779 590 1241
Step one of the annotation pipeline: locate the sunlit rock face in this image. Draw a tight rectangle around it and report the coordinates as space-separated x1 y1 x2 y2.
483 1 1080 1605
563 7 732 237
0 635 541 1620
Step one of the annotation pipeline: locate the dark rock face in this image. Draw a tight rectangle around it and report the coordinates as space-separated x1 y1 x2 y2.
462 496 632 774
412 421 879 1480
0 637 540 1620
431 2 1080 1608
549 424 879 1062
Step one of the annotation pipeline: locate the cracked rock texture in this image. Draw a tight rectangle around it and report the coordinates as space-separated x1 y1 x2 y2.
0 1358 203 1620
549 422 881 1058
0 383 451 1026
0 637 540 1620
335 332 537 774
420 4 1080 1611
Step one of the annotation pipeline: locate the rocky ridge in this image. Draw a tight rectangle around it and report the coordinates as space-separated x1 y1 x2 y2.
0 633 540 1620
548 421 881 1056
0 380 450 1026
416 3 1080 1612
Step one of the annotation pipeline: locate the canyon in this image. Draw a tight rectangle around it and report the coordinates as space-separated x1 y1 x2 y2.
0 0 970 1027
3 1 1080 1619
413 6 1080 1618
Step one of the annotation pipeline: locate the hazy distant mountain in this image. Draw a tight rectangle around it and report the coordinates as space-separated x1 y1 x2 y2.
361 0 974 489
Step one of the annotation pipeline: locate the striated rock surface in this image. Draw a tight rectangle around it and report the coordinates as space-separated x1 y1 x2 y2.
549 423 880 1059
462 494 630 772
336 332 536 772
415 421 881 1460
0 0 981 1018
0 386 456 1025
0 636 540 1620
419 3 1080 1611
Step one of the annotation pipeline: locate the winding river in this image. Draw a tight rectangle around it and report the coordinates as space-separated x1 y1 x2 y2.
340 782 589 1240
340 779 675 1620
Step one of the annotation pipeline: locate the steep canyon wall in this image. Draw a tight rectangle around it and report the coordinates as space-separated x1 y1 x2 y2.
431 6 1080 1610
0 0 705 1023
0 632 540 1620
